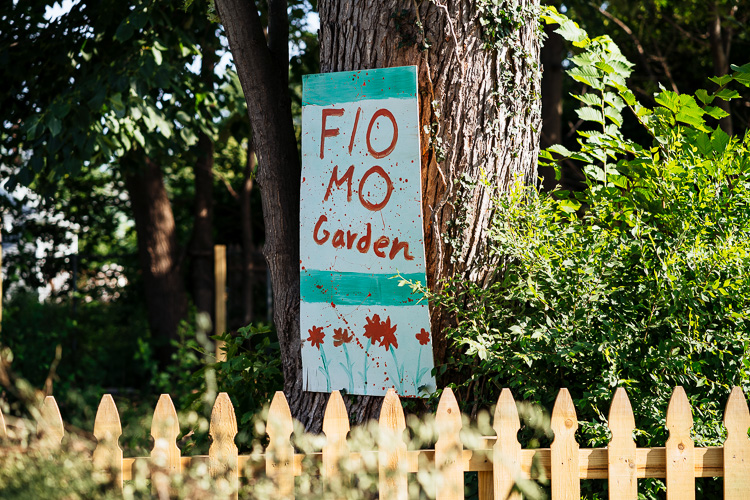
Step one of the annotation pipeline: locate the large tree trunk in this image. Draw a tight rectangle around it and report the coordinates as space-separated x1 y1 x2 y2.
318 0 542 422
241 142 256 325
215 0 309 423
218 0 541 431
191 132 215 320
124 155 188 366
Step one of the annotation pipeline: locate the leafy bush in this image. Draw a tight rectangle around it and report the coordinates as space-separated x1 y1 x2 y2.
434 9 750 498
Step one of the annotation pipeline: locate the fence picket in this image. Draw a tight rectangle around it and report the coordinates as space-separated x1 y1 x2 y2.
266 391 294 499
551 388 579 500
379 388 407 500
493 388 521 500
665 386 694 500
209 392 239 499
0 406 6 439
93 394 123 489
150 393 181 496
436 387 464 500
723 386 750 499
39 395 64 447
607 388 637 499
322 390 349 485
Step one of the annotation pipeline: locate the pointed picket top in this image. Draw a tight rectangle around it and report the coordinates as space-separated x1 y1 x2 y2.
322 390 350 479
550 388 579 500
724 386 750 500
266 391 294 499
150 394 182 474
93 394 123 489
493 388 521 500
665 386 694 500
607 388 637 500
209 393 239 499
435 388 464 500
0 405 7 439
39 395 64 447
379 389 407 500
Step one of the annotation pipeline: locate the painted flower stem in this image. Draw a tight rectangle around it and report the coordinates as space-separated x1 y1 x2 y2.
389 347 404 394
339 343 355 393
318 346 331 392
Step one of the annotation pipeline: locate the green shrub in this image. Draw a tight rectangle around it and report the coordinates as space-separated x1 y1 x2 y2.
433 9 750 498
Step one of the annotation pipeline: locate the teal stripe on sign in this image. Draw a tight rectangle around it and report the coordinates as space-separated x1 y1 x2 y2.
303 66 417 106
301 269 426 306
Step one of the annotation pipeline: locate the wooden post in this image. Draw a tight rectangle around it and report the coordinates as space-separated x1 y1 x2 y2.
493 388 521 500
39 395 64 447
209 392 239 499
214 244 227 362
550 388 579 500
665 386 694 500
0 232 3 334
266 391 294 498
607 388 637 499
151 394 181 495
322 390 350 484
723 386 750 499
0 405 6 439
436 387 464 500
378 388 407 500
93 394 123 489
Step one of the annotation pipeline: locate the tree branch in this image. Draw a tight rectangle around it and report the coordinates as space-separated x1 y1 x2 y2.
268 0 289 78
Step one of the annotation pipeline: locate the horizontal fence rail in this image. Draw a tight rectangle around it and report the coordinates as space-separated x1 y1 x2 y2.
1 386 749 499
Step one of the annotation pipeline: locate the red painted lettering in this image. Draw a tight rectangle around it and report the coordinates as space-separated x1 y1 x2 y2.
348 107 361 154
346 230 358 249
389 238 415 261
320 108 344 159
323 165 354 203
357 223 372 253
358 166 394 211
366 108 398 159
373 236 390 258
313 215 330 244
332 229 345 248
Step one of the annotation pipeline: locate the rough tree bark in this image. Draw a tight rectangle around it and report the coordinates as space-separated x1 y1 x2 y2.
217 0 541 430
124 155 188 366
241 142 257 325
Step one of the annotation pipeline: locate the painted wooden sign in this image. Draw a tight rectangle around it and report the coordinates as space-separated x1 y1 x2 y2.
300 66 435 397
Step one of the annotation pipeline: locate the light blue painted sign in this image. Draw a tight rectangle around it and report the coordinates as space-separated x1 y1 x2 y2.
300 66 435 397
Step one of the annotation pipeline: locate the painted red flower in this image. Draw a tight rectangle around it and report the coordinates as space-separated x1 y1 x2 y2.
364 314 398 351
333 327 354 346
307 326 325 349
416 328 430 346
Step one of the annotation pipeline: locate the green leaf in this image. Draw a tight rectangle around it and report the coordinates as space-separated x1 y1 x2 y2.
47 116 62 136
152 46 163 66
557 199 582 214
715 88 740 101
654 90 679 113
576 107 604 125
555 19 587 44
695 89 714 105
704 106 729 120
114 20 134 42
709 75 733 86
547 144 572 156
711 128 730 156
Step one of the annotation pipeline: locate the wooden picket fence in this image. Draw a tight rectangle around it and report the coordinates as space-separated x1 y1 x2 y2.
1 385 749 499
